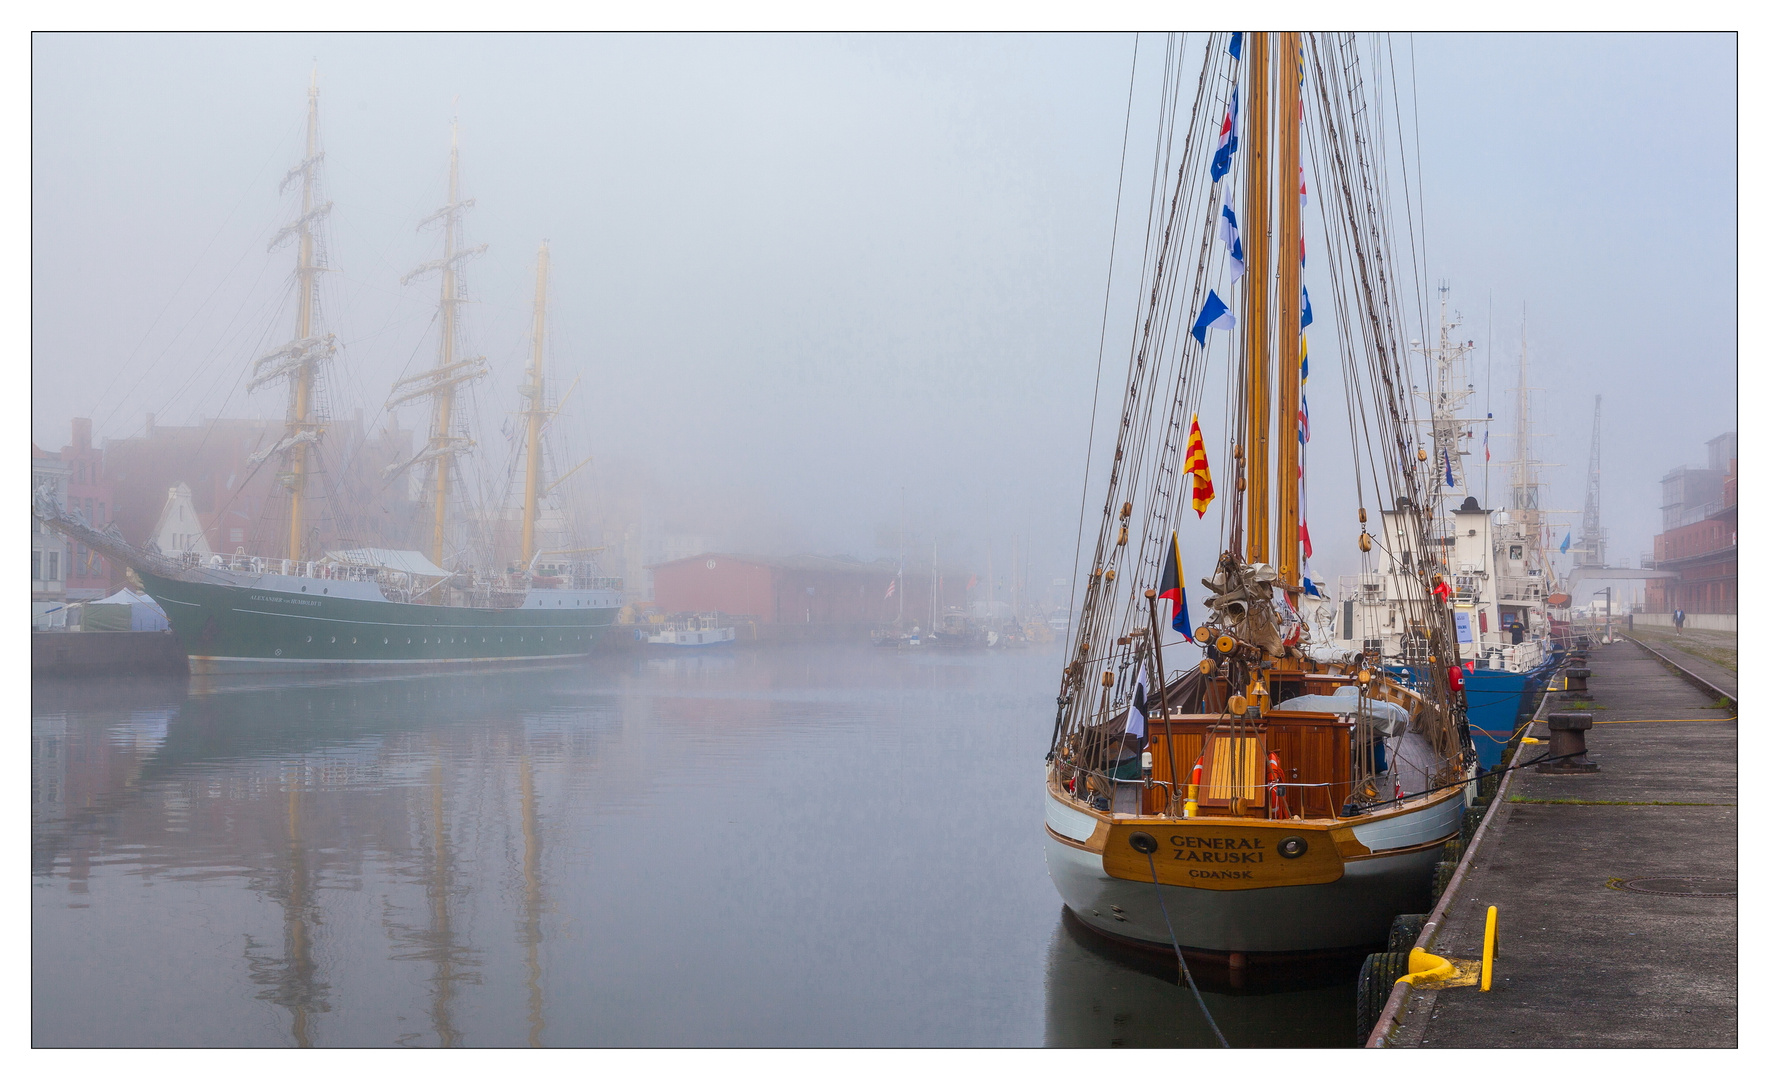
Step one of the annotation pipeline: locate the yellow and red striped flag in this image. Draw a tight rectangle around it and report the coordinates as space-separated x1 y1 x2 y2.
1184 413 1214 517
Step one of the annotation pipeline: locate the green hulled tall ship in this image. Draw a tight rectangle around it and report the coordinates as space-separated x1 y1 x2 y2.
35 75 622 673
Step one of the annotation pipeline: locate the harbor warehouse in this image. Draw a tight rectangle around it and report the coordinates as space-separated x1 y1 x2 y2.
650 553 924 625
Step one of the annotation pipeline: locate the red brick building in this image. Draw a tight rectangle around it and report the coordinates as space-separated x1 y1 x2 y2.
1645 434 1736 615
651 553 946 625
102 412 420 557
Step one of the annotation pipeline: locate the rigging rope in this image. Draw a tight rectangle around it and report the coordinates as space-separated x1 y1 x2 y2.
1063 32 1142 665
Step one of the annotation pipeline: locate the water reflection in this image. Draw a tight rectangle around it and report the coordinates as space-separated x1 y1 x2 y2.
1044 910 1356 1047
33 647 1352 1047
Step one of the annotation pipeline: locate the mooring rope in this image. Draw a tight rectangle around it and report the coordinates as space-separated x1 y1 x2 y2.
1138 842 1230 1048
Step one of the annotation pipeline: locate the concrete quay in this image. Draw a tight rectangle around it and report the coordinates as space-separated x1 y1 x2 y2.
32 629 188 677
1376 638 1737 1048
1621 627 1737 703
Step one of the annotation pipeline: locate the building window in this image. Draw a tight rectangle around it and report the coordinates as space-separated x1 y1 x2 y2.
47 551 59 581
33 551 41 581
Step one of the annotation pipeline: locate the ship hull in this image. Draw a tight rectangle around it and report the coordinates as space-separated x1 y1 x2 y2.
1464 649 1561 769
1043 781 1458 954
139 570 619 674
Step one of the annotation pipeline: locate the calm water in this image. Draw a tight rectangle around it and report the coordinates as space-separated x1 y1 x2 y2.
32 644 1353 1047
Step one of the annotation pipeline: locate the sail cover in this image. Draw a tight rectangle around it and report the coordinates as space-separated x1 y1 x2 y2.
324 548 451 578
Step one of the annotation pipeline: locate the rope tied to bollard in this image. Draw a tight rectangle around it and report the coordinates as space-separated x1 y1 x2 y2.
1132 832 1230 1048
1342 749 1590 816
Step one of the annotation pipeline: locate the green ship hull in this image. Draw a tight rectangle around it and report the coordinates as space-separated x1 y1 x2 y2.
140 570 620 674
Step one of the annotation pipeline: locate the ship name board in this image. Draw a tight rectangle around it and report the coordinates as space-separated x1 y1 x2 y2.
248 593 322 607
1169 835 1266 863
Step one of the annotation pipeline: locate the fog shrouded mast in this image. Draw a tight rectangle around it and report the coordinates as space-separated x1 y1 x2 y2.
387 118 489 569
248 70 336 562
520 243 552 569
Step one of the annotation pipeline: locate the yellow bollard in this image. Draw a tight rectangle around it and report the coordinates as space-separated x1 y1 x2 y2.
1481 906 1498 991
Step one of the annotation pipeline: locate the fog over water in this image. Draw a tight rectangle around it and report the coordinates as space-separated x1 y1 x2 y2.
31 32 1735 596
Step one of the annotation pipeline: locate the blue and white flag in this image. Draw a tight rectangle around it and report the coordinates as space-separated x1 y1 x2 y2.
1191 290 1236 346
1210 85 1240 182
1228 32 1243 60
1220 189 1245 282
1300 285 1314 330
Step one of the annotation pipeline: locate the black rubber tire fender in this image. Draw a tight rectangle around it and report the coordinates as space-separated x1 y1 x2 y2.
1430 860 1456 903
1386 913 1429 953
1460 804 1487 846
1355 950 1409 1046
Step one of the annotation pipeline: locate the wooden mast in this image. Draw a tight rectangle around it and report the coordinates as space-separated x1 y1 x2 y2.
1242 33 1271 563
520 242 551 569
389 117 487 573
430 123 464 569
286 72 322 562
1275 32 1303 587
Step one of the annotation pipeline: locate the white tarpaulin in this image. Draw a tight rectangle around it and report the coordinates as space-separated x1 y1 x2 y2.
1281 685 1411 738
88 588 171 631
324 548 451 578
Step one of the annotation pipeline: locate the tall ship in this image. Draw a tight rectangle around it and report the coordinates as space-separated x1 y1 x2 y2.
1337 292 1562 767
1044 32 1474 963
34 77 622 673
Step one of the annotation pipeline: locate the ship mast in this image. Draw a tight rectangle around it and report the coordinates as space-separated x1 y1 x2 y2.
1505 314 1553 584
1238 32 1304 583
520 242 552 568
389 118 488 569
1415 286 1477 511
1241 33 1271 563
1274 30 1303 587
1578 395 1605 567
248 70 335 562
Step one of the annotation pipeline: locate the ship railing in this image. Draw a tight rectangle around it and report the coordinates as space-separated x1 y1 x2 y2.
1469 638 1546 672
1062 768 1350 816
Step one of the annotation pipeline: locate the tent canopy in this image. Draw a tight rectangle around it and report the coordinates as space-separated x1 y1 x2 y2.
323 548 451 579
87 588 169 631
94 588 165 608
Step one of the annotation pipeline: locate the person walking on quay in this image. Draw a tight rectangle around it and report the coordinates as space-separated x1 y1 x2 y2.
1675 608 1686 635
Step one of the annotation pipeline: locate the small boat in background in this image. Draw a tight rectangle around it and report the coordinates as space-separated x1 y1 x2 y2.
646 613 735 648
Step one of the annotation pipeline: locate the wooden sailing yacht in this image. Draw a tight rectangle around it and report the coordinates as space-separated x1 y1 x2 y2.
33 79 623 672
1044 32 1474 960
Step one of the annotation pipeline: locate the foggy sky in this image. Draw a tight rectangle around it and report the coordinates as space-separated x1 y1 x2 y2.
31 33 1736 605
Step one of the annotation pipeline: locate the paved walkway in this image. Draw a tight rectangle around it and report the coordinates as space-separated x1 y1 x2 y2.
1386 638 1737 1048
1623 627 1738 701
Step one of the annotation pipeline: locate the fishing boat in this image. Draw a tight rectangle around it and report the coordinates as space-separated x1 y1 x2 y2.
33 78 622 673
1044 32 1475 964
1336 292 1562 767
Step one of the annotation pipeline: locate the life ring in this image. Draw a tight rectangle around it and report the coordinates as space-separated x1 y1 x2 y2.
1266 750 1291 818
